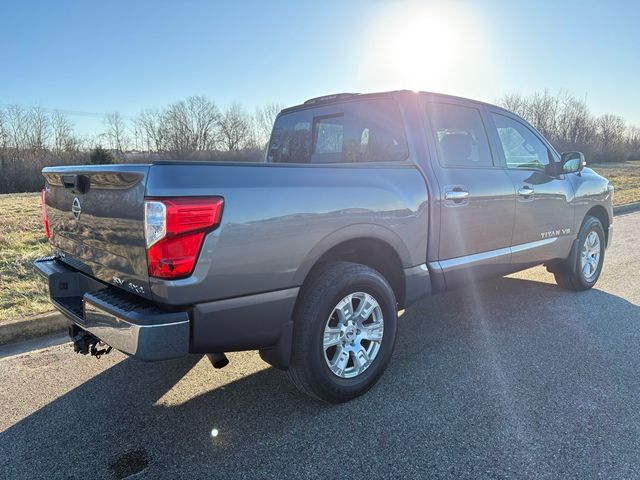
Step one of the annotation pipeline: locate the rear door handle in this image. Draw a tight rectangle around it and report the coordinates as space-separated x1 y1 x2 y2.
517 186 535 196
445 190 469 201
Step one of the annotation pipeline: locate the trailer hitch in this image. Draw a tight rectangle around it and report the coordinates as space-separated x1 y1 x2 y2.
70 326 112 359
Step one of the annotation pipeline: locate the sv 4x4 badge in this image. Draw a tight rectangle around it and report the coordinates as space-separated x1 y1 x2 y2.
112 276 145 295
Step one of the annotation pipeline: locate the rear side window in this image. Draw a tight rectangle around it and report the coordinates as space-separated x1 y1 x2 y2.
267 109 312 163
268 99 408 163
428 103 493 167
313 115 344 161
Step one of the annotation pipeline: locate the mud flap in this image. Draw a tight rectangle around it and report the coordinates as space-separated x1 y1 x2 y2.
259 321 294 370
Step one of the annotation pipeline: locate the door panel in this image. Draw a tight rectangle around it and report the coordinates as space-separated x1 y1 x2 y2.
422 99 516 287
507 169 575 265
488 112 575 266
437 169 515 259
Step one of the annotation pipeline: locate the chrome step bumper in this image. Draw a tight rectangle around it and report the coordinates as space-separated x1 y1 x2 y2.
34 257 189 361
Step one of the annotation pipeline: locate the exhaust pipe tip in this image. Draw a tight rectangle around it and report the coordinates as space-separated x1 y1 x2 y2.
207 352 229 369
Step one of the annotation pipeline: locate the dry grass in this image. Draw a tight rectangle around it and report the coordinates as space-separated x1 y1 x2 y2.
590 161 640 206
0 193 52 321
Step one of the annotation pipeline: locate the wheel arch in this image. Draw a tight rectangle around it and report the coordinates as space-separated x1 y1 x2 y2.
585 205 611 246
293 225 411 307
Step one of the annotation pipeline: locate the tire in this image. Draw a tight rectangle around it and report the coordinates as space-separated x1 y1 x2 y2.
287 261 398 403
554 215 605 291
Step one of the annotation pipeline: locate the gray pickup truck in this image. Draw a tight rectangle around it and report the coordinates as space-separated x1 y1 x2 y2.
36 91 613 403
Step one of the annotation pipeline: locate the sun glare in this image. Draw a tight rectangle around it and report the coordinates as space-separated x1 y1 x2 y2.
380 14 458 89
362 3 487 93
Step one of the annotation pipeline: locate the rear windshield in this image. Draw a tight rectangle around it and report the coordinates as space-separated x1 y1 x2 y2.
267 98 408 163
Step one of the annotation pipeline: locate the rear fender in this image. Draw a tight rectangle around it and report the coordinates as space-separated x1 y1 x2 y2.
292 223 412 287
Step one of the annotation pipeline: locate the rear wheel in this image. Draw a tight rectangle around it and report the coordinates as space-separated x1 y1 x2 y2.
287 262 397 403
553 216 605 291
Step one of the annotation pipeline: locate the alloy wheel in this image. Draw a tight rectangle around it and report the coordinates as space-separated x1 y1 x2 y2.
322 292 384 379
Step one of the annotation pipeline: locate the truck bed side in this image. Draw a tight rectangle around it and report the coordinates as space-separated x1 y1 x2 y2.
145 162 430 306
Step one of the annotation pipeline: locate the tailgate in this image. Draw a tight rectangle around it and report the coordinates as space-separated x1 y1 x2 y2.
42 164 153 299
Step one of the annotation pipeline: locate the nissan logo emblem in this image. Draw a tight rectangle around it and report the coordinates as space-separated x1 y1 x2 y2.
72 197 82 221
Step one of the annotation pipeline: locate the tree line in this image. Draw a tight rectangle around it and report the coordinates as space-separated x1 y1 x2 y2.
0 97 283 193
107 97 282 155
497 90 640 162
1 91 639 194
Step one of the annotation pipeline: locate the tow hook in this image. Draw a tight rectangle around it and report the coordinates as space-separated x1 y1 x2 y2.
69 326 112 359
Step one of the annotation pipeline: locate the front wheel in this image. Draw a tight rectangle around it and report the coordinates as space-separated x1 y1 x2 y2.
554 215 605 291
287 262 398 403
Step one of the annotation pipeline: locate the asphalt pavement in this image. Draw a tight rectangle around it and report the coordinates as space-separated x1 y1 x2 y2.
1 212 639 479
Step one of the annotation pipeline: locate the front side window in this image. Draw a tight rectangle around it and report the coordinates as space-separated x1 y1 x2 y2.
268 98 408 163
491 113 553 171
428 103 494 168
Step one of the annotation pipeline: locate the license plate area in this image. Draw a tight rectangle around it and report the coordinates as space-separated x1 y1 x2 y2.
36 257 106 324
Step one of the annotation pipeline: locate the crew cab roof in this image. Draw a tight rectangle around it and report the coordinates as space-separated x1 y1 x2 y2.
281 90 510 115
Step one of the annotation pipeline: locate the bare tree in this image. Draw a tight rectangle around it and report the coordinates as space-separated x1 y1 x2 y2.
138 96 222 156
527 90 559 140
218 103 253 151
254 102 283 148
627 126 640 157
186 95 222 150
0 108 9 150
555 93 594 150
133 97 277 156
130 124 140 151
476 89 639 162
6 104 29 151
103 111 129 153
169 96 221 153
77 134 98 152
51 110 76 152
25 106 51 150
135 108 167 152
163 103 190 154
596 114 626 152
497 92 528 118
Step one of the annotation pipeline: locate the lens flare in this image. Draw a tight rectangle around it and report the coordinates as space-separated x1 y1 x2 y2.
360 2 489 94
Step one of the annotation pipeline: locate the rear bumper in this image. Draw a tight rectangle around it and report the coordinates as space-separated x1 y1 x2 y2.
35 256 190 361
34 257 298 367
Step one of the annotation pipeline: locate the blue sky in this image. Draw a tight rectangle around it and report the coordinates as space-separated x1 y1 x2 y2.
2 0 639 135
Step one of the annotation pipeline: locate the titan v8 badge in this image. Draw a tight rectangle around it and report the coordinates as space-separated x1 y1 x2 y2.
541 228 571 239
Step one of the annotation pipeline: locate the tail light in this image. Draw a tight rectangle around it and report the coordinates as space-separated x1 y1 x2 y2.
41 188 51 239
144 197 224 279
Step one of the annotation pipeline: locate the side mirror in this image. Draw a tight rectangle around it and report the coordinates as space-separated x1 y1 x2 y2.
561 151 586 174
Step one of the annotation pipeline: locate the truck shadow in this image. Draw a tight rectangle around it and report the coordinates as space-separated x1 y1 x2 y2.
2 274 640 478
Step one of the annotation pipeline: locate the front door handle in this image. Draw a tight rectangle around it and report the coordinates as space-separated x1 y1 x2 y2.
445 190 469 201
517 186 535 197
